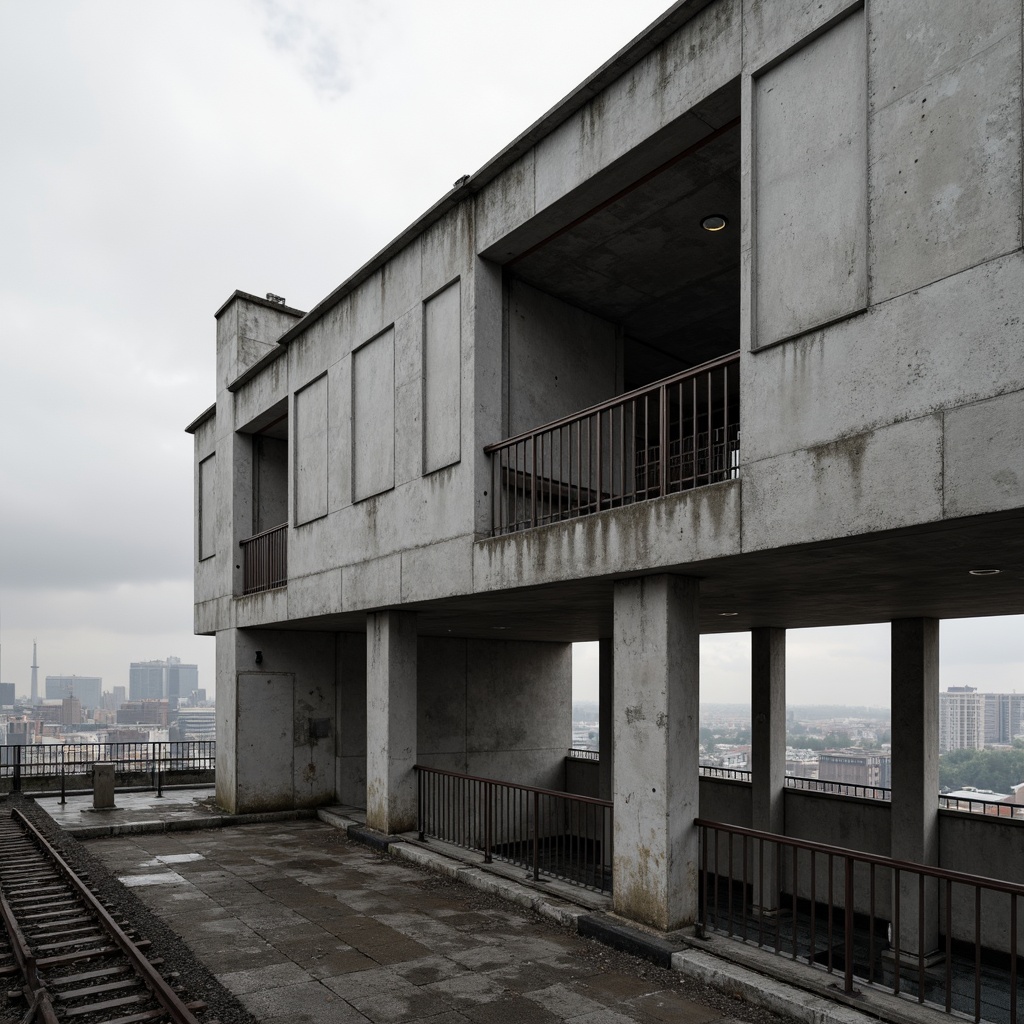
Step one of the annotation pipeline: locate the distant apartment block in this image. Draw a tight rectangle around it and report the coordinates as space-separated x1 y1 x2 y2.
818 749 892 789
940 687 986 753
129 657 198 702
116 699 170 728
45 675 102 709
984 692 1024 746
0 682 14 706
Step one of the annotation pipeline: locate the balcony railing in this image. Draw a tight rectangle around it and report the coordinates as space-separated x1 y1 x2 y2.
697 818 1024 1023
415 765 612 893
485 352 740 536
240 523 287 595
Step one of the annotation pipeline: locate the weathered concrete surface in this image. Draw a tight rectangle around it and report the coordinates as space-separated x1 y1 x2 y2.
613 575 700 931
366 610 418 835
750 628 784 909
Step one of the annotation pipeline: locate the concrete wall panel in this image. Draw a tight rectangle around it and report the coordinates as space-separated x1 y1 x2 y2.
287 568 342 620
741 0 859 71
198 453 217 560
944 388 1024 519
424 279 462 474
237 671 295 810
742 252 1024 465
352 328 395 501
253 436 288 533
336 632 367 807
382 239 422 328
753 9 867 346
476 155 536 256
869 10 1022 304
233 356 288 431
422 205 472 299
394 307 423 487
742 415 942 551
342 552 402 611
507 280 618 436
401 537 473 604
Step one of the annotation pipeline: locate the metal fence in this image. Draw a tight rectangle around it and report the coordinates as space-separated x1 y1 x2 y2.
485 352 739 536
415 765 612 893
0 741 215 793
567 747 600 761
240 523 288 595
697 817 1024 1024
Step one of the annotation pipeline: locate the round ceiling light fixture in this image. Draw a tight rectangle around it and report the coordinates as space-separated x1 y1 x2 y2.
968 568 1001 576
702 214 728 232
719 611 739 617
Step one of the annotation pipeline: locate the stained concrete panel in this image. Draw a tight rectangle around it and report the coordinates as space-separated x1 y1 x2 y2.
199 453 216 560
753 9 867 346
237 672 295 811
252 435 287 534
742 415 943 551
943 389 1024 518
741 0 860 72
868 23 1022 303
287 568 342 620
401 537 472 604
342 552 401 612
741 252 1024 465
423 280 462 474
352 328 395 501
336 633 367 807
507 280 618 436
476 155 535 257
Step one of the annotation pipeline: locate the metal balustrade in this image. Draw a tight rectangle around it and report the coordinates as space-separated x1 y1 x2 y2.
697 818 1024 1023
486 352 740 536
240 522 288 595
415 765 612 893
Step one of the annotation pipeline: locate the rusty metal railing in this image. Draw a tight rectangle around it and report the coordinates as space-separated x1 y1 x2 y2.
485 352 739 536
240 523 287 594
415 765 612 893
697 818 1024 1023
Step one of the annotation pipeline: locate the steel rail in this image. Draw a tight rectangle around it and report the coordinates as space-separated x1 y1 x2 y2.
8 807 202 1024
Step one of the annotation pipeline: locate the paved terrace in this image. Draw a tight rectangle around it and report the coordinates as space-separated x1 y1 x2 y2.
25 790 884 1024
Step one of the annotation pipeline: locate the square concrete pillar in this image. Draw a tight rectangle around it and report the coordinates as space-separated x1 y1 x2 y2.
92 762 116 810
366 610 418 835
598 637 613 803
612 574 700 931
751 627 785 910
891 618 939 957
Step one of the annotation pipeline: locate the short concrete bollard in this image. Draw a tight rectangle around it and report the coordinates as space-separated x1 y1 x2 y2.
92 762 116 810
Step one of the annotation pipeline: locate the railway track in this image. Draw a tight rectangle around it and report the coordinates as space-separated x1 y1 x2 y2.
0 807 207 1023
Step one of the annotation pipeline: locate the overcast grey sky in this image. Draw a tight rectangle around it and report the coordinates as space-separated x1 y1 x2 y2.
1 0 1020 706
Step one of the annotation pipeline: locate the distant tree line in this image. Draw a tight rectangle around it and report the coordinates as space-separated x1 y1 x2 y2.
939 742 1024 795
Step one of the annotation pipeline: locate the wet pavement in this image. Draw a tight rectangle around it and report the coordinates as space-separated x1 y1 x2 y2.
81 818 762 1024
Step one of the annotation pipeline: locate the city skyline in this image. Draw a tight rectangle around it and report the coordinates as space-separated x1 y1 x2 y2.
1 1 1021 707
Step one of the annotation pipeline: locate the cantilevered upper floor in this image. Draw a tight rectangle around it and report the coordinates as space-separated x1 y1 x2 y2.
187 0 1024 642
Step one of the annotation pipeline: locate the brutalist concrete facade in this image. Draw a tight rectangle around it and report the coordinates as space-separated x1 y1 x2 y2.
188 0 1024 933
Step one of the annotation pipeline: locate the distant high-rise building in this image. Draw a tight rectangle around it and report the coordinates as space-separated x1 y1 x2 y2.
818 749 891 790
45 675 102 710
129 658 198 703
940 687 986 753
30 641 38 705
0 682 14 706
117 699 169 727
112 685 126 707
61 696 82 726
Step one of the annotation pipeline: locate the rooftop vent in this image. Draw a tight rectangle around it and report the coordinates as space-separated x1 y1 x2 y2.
266 293 286 305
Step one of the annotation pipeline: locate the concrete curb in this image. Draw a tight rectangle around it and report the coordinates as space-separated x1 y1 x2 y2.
672 949 873 1024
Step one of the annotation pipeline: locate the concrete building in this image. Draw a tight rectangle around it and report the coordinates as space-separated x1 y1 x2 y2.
0 682 14 707
116 699 170 728
188 0 1024 950
983 691 1024 746
818 749 891 790
45 675 102 710
939 686 986 753
129 657 198 703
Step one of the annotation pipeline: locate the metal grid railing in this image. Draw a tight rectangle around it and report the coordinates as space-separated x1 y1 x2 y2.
240 523 287 595
486 352 739 536
416 765 612 893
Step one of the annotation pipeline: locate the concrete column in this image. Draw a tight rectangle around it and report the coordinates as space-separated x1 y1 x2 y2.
890 618 939 957
612 574 700 931
366 611 418 835
335 633 367 807
598 638 613 803
751 627 786 911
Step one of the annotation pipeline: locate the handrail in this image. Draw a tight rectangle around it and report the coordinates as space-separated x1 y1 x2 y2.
237 520 288 546
414 763 612 808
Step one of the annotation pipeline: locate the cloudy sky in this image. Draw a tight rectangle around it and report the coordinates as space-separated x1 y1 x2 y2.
1 0 1020 707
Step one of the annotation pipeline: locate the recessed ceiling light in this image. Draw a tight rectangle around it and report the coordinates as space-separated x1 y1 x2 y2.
719 611 738 617
968 568 1001 576
702 214 728 232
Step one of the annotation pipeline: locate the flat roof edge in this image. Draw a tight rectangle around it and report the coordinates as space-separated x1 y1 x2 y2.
273 0 706 350
227 344 289 393
214 289 307 320
185 403 217 434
